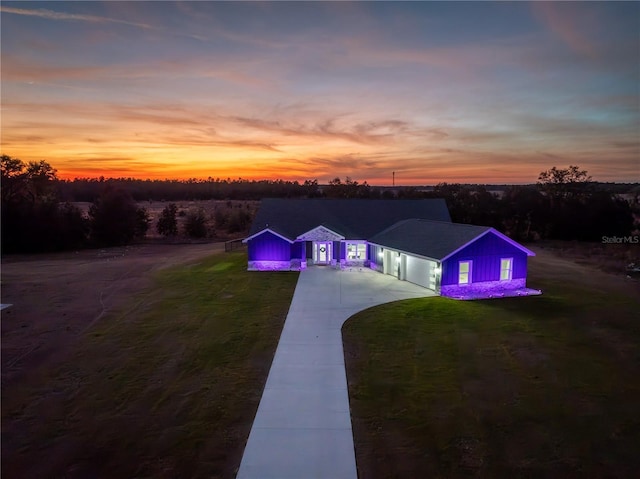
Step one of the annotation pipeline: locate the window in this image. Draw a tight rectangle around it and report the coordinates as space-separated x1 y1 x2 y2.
458 260 471 284
500 258 513 281
346 242 367 260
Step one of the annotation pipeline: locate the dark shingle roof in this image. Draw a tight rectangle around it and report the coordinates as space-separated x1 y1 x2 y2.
368 219 491 260
248 199 451 239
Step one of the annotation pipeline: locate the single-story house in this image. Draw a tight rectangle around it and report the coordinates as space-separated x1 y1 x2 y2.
243 199 540 299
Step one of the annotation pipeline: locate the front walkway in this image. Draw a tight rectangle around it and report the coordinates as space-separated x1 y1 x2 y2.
237 267 433 479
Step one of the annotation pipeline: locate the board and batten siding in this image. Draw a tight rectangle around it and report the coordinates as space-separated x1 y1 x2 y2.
293 241 305 260
441 232 527 286
368 244 376 262
247 231 293 261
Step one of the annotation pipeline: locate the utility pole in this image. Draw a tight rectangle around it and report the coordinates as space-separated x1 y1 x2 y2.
392 171 395 187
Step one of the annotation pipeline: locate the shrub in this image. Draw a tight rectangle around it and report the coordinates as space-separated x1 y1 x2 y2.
227 209 252 233
184 208 208 238
89 187 147 246
214 207 229 228
157 203 178 236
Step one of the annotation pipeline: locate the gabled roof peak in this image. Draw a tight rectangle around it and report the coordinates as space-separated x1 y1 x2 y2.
369 219 534 260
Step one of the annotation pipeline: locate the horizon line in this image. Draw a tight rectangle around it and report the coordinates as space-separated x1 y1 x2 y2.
54 176 639 187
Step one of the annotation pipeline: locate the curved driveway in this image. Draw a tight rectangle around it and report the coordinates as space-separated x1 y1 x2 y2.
237 266 433 479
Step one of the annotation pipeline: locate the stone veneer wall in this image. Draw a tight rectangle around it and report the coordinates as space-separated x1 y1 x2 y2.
441 278 526 298
340 259 368 269
248 260 303 271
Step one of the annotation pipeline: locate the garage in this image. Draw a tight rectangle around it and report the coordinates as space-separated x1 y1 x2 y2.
405 255 437 290
383 249 395 276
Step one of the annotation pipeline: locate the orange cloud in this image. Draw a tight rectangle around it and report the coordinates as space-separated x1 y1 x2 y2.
2 2 637 184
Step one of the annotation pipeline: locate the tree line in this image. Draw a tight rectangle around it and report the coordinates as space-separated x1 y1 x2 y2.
1 156 149 253
56 176 324 202
1 155 637 253
1 156 264 253
54 173 639 203
424 168 637 242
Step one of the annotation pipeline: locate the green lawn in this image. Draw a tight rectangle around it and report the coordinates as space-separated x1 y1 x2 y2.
4 252 298 478
343 258 640 478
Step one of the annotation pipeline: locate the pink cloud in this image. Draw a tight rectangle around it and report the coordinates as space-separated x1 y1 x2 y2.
531 2 599 59
0 5 153 29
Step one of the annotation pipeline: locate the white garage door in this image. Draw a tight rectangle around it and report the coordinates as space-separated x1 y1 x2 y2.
406 255 437 290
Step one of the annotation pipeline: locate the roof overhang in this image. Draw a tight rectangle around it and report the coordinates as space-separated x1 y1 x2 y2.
369 228 534 263
296 225 345 241
440 228 535 262
367 241 441 263
243 228 294 244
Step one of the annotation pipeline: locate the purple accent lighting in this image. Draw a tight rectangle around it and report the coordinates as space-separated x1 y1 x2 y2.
248 260 306 271
441 278 542 300
441 233 529 286
248 231 293 262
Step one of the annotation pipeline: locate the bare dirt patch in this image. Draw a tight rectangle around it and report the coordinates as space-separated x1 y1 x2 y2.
533 240 639 278
1 243 221 392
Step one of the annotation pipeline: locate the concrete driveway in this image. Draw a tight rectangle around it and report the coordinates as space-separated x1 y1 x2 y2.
237 266 433 479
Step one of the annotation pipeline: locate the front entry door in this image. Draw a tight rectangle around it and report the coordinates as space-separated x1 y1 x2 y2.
313 241 332 265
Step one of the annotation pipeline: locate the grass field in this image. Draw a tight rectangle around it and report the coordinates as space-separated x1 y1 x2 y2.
2 251 298 478
343 249 640 478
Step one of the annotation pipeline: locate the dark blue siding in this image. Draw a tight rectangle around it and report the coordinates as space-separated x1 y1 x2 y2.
331 241 344 261
368 244 375 261
248 231 292 261
292 241 305 259
442 232 528 285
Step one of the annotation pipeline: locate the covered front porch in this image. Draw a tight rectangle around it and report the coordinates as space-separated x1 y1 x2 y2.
246 224 370 271
303 240 369 268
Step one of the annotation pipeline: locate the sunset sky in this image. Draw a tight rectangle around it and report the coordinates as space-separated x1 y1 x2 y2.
1 1 638 184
